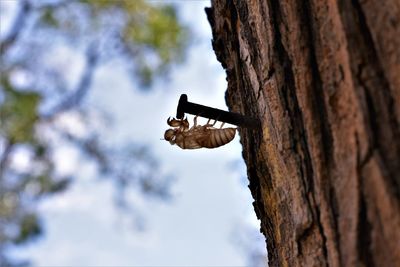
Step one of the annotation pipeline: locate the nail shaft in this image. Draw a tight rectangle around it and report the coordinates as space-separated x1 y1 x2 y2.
176 94 260 129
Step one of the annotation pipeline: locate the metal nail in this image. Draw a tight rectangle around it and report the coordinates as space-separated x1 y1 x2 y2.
176 94 260 129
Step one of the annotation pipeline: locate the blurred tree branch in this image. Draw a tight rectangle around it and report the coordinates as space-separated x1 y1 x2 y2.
0 0 31 54
0 141 14 178
43 42 99 119
0 0 188 265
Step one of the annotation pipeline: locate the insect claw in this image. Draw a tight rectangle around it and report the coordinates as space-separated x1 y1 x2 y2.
167 117 173 126
167 117 182 127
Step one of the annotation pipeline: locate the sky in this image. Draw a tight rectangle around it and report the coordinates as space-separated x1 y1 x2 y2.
2 1 266 266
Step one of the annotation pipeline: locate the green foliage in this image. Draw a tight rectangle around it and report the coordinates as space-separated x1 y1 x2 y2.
123 3 186 62
39 8 59 28
0 79 40 143
13 214 42 245
123 2 187 86
35 175 71 195
88 0 188 86
1 1 187 264
36 0 188 87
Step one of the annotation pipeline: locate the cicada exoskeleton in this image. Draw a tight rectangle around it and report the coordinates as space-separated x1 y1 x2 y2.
164 116 236 149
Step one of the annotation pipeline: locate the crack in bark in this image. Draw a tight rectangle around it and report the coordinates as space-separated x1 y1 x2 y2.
297 23 338 260
315 206 329 266
356 59 400 198
250 156 277 261
235 0 266 91
328 185 341 265
296 222 314 257
301 0 334 168
268 0 329 265
300 1 343 264
355 132 375 266
351 0 400 198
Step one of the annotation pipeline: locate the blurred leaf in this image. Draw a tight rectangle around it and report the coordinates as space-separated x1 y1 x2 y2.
124 3 187 61
0 192 18 219
13 214 42 244
0 79 40 143
48 178 71 194
28 175 70 196
81 0 188 86
39 8 59 28
33 143 46 158
137 65 153 88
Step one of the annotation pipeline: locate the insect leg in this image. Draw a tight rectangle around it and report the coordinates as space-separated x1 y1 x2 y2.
211 115 222 127
203 118 214 128
181 117 189 131
204 118 218 128
190 115 200 130
193 115 199 127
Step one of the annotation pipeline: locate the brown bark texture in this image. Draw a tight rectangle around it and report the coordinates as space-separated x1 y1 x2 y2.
206 0 400 266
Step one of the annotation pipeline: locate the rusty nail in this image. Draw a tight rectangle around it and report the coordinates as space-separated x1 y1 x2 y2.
176 94 260 129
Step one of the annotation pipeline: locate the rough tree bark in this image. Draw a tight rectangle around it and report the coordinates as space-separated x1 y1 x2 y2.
206 0 400 266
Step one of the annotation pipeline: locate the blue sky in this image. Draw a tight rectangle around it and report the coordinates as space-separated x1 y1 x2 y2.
2 1 266 266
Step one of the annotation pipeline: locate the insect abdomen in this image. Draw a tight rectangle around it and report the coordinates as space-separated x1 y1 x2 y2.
203 128 236 148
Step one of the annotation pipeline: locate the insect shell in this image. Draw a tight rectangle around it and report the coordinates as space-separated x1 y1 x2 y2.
164 116 236 149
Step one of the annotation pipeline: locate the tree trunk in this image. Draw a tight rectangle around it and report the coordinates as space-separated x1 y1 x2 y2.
206 0 400 266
